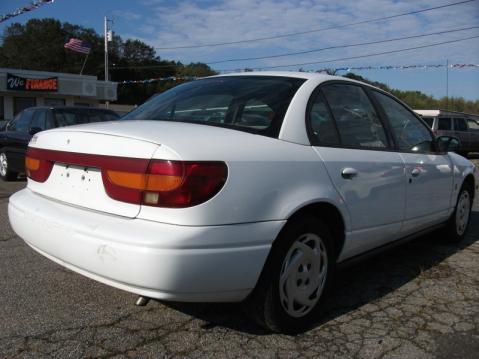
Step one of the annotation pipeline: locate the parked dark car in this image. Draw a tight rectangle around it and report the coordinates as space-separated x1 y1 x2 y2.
0 106 120 181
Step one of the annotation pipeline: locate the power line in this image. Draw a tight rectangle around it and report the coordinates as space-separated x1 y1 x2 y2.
153 0 478 50
110 27 479 70
207 26 479 64
216 35 479 71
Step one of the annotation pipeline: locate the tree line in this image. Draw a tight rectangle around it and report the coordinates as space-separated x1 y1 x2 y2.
0 18 216 104
0 18 478 113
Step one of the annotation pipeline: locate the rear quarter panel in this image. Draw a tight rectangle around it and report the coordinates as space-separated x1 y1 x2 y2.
138 138 351 230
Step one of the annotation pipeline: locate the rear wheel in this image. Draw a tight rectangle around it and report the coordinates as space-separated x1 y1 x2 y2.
0 151 17 181
445 182 473 243
244 215 334 333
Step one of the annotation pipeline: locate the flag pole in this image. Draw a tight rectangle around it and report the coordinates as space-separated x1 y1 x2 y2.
80 51 90 75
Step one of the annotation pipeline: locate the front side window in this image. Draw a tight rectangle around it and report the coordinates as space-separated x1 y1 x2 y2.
454 118 468 132
121 76 306 137
322 84 388 148
30 110 47 130
307 91 340 145
373 91 433 152
438 118 452 130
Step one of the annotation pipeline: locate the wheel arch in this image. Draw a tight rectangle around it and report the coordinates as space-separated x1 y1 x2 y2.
463 173 475 199
281 201 346 260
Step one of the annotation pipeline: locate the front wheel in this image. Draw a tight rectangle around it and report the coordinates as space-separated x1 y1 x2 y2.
244 215 335 333
0 151 17 181
445 182 473 243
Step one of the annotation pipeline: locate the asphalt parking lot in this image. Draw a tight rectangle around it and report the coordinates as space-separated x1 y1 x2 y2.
1 162 479 358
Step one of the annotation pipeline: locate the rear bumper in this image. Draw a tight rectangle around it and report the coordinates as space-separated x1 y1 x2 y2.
9 189 284 302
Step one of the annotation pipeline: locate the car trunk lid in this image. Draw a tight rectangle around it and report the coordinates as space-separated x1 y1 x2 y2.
27 130 160 218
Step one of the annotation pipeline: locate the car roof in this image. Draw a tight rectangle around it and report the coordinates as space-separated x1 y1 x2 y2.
24 106 117 112
206 71 384 93
209 71 345 81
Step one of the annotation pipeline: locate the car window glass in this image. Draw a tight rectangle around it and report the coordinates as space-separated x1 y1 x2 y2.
52 109 117 127
322 84 388 148
454 118 468 131
373 91 433 152
13 110 33 132
30 110 46 130
438 118 452 130
308 92 340 145
121 76 306 138
467 119 479 130
236 99 275 129
45 112 56 129
422 117 434 128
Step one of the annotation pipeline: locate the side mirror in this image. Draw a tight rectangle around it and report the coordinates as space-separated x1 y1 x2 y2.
29 127 42 136
436 135 460 153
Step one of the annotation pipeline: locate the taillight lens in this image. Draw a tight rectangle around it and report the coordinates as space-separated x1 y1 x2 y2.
25 149 54 183
102 160 227 208
24 147 227 208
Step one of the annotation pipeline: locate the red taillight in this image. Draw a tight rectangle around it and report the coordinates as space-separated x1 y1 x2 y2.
24 147 227 208
25 148 54 183
103 160 227 208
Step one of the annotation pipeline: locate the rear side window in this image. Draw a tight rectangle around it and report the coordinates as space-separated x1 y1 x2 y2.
468 119 479 130
322 84 388 148
454 118 468 132
307 91 340 145
438 118 452 130
121 76 306 138
373 91 433 152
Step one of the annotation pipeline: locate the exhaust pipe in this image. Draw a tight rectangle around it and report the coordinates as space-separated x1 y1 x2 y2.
135 296 151 306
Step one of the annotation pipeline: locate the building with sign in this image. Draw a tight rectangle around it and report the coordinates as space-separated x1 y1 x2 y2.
0 68 117 121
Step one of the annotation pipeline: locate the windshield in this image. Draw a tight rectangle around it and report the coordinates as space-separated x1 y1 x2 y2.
53 109 119 127
121 76 306 137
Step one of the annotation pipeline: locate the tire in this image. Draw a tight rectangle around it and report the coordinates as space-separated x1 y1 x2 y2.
244 215 335 334
0 151 17 181
445 182 473 243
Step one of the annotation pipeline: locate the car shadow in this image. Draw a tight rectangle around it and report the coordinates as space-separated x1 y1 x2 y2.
158 211 479 335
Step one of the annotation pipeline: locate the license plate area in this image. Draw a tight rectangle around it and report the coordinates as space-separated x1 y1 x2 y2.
28 163 141 218
57 164 99 193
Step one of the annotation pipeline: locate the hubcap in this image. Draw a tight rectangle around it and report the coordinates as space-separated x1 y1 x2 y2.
456 191 471 236
279 233 328 318
0 153 7 177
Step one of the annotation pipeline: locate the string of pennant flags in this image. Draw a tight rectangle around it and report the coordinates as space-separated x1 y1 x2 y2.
0 0 54 24
117 63 479 85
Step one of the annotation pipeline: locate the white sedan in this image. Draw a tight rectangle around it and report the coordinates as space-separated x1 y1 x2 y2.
8 72 477 333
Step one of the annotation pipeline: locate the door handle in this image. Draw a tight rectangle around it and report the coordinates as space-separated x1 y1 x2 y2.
411 168 421 177
341 167 358 179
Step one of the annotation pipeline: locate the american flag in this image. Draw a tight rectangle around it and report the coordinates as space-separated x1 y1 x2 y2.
64 38 91 54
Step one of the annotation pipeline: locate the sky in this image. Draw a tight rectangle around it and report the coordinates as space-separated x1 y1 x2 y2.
1 0 479 100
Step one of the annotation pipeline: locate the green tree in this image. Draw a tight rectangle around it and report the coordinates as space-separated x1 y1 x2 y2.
0 18 216 105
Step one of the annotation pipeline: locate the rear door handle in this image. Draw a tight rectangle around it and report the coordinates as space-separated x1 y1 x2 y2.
341 167 358 179
411 168 421 177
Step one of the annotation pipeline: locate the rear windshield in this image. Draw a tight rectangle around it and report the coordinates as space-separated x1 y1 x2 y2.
422 117 434 128
121 76 306 137
53 109 119 127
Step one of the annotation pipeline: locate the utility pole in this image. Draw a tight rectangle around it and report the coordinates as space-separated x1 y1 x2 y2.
446 59 449 110
104 16 112 108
